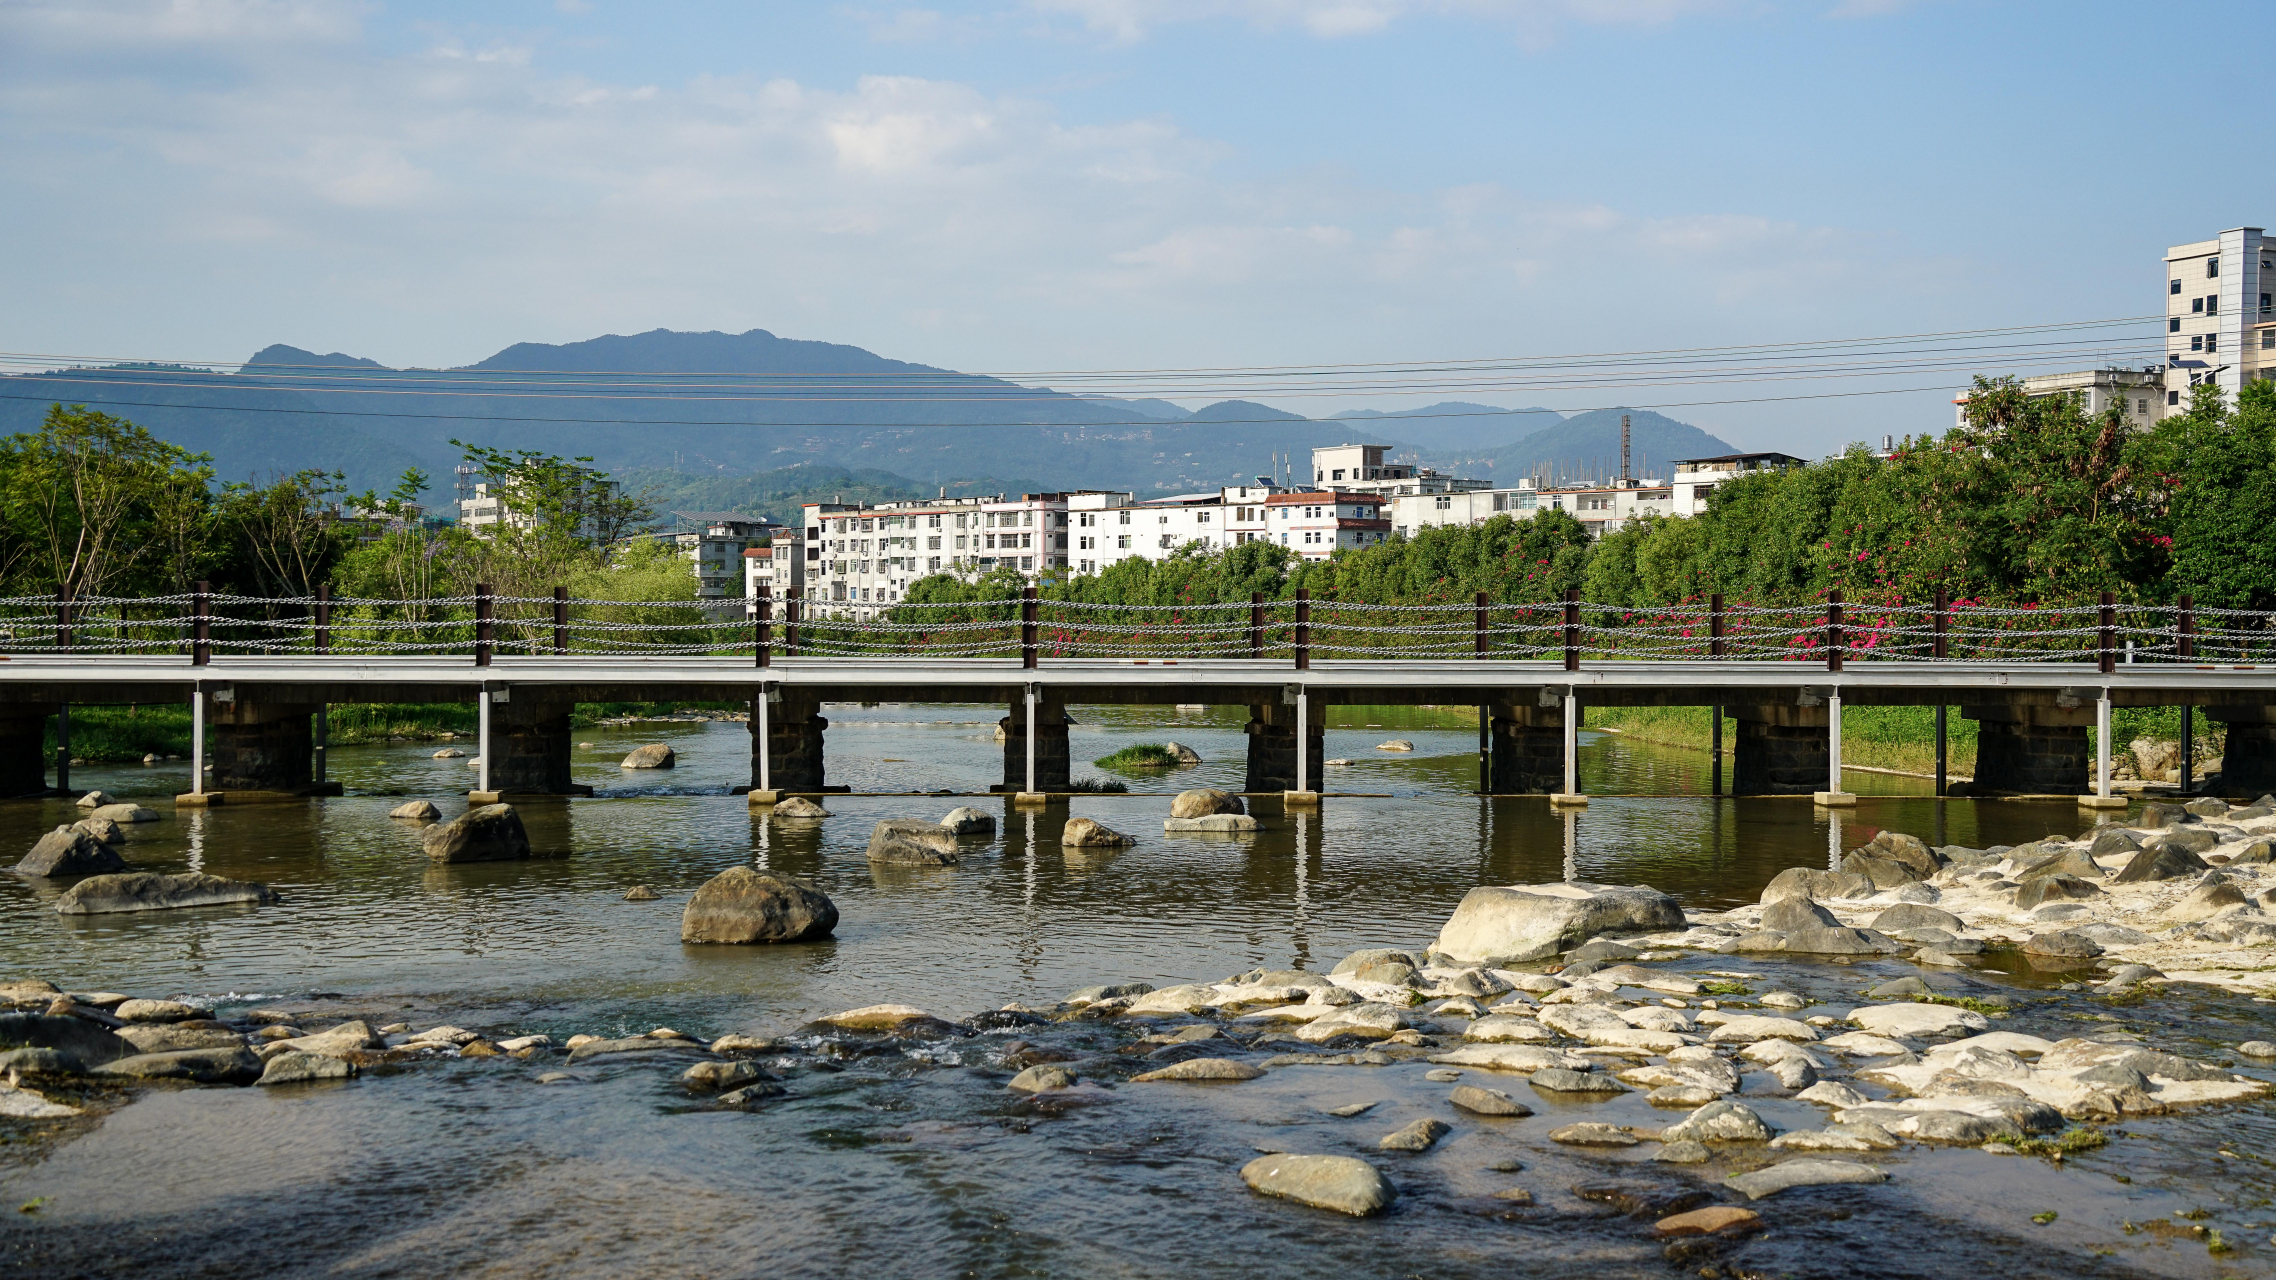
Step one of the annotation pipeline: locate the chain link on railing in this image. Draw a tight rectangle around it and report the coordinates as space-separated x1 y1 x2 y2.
0 589 2271 665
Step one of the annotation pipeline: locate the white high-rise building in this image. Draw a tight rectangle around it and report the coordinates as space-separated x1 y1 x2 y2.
2165 227 2274 409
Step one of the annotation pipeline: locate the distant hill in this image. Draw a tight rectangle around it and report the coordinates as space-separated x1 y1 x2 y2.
1331 401 1563 454
1433 408 1739 485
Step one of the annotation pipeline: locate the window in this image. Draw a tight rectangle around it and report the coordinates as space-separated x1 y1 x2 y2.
1117 535 1130 549
1433 495 1451 510
2264 332 2275 350
2262 293 2271 314
2171 318 2182 333
2192 335 2204 351
1197 511 1211 523
1021 557 1033 570
2208 295 2219 315
928 556 941 571
2194 298 2205 314
1022 512 1033 527
1078 512 1094 527
2208 335 2218 353
2169 390 2181 405
956 514 967 529
2137 398 2148 413
2209 257 2221 277
1118 512 1131 525
2172 279 2184 295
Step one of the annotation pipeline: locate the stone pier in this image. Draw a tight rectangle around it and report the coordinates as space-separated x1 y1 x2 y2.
752 689 829 792
998 694 1071 793
1488 702 1565 794
2203 707 2276 793
484 689 588 795
1244 702 1324 793
1965 704 2088 795
1728 705 1829 796
209 700 319 792
0 706 50 797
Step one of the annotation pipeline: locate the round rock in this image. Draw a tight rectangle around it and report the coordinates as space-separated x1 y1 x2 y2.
1240 1154 1397 1216
679 867 837 944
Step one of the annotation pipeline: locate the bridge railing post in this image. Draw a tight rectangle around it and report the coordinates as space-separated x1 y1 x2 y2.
314 584 330 654
2179 592 2195 662
55 586 71 654
475 583 493 668
1562 588 1579 672
2098 590 2115 674
193 581 210 667
1475 591 1489 658
1021 585 1038 669
553 586 568 655
1249 592 1263 659
755 585 771 669
1826 590 1844 673
1709 593 1725 658
1709 593 1725 796
1294 589 1311 671
1933 589 1949 660
785 598 800 657
2180 591 2196 788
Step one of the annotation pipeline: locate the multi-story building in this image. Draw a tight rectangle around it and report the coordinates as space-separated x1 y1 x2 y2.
2165 227 2273 409
803 492 1117 613
1264 491 1392 559
1310 443 1491 497
1951 368 2164 431
1389 453 1802 538
740 541 803 605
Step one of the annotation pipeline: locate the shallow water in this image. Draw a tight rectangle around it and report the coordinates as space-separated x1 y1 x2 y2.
1 707 2268 1278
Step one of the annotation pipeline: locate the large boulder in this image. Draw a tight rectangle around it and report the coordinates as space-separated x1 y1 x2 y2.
2017 848 2101 881
1760 898 1837 932
389 800 441 822
2139 801 2194 828
1870 903 1965 933
2158 828 2220 855
771 796 832 818
1240 1154 1396 1216
14 827 126 877
2113 842 2210 883
421 804 531 863
1163 742 1204 765
1839 850 1921 890
75 790 113 809
1433 882 1686 964
867 820 959 866
268 1020 385 1059
1062 818 1133 847
56 873 276 915
72 817 124 845
2013 874 2101 910
89 804 159 824
1760 868 1873 903
2086 827 2142 859
97 1046 263 1085
1170 789 1244 819
1775 926 1902 956
939 807 995 835
620 743 676 769
1865 831 1942 878
0 1013 135 1070
680 867 837 944
2164 873 2252 923
1164 814 1260 833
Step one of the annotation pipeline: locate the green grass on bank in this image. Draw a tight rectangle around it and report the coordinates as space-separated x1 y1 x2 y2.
1094 743 1180 770
1586 704 2226 777
39 700 753 763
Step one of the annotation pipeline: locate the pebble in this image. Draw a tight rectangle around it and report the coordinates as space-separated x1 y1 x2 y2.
1008 1065 1078 1093
624 885 659 901
2240 1042 2276 1058
1491 1187 1535 1204
1655 1206 1763 1237
1325 1102 1378 1117
1724 1158 1887 1200
1653 1139 1712 1164
1128 1057 1264 1083
1377 1118 1450 1152
1448 1084 1531 1116
1424 1068 1461 1082
1548 1123 1636 1147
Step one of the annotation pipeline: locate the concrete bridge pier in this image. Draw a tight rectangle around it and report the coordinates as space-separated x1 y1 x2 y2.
1488 702 1565 793
998 692 1071 793
207 699 328 792
751 688 828 794
1728 704 1830 795
2202 707 2276 793
1244 701 1323 794
1965 704 2088 795
1 705 50 797
482 688 588 796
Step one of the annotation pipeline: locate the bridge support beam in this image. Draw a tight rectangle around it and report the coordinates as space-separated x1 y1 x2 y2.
752 688 827 794
1728 704 1829 796
1965 704 2089 796
1245 701 1323 794
998 693 1070 794
208 700 324 792
483 689 587 795
2201 707 2276 793
0 706 51 797
1488 702 1565 794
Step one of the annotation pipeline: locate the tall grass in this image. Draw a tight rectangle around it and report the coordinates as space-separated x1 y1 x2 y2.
1585 704 2226 777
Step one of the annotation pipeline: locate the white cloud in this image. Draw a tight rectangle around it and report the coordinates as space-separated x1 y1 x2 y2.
1031 0 1726 42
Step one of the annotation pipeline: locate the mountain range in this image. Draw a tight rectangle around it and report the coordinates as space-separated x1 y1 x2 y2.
0 327 1741 506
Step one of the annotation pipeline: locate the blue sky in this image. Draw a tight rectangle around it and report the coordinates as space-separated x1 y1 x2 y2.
3 1 2268 455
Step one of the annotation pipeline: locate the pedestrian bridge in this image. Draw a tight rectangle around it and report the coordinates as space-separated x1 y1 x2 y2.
4 586 2271 806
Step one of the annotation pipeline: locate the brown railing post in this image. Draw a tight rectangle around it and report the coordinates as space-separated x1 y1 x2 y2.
1294 589 1311 671
2098 590 2116 674
192 581 211 667
1709 593 1725 658
475 583 493 668
553 586 569 655
1249 592 1264 659
2180 592 2197 789
2179 592 2196 660
1475 591 1489 657
755 585 772 668
1826 590 1844 673
55 587 71 652
1021 584 1038 670
1562 588 1579 672
784 598 800 657
1933 589 1949 659
314 584 331 654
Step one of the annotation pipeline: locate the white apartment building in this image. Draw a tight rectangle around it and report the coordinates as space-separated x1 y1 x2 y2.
1391 453 1803 538
1265 491 1391 559
1310 443 1491 497
1953 368 2165 431
739 541 803 605
802 492 1106 614
2165 227 2274 408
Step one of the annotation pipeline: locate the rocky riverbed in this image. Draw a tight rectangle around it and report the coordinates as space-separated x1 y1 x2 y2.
12 793 2276 1275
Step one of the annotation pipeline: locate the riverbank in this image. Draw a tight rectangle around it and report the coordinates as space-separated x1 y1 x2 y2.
37 701 754 763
